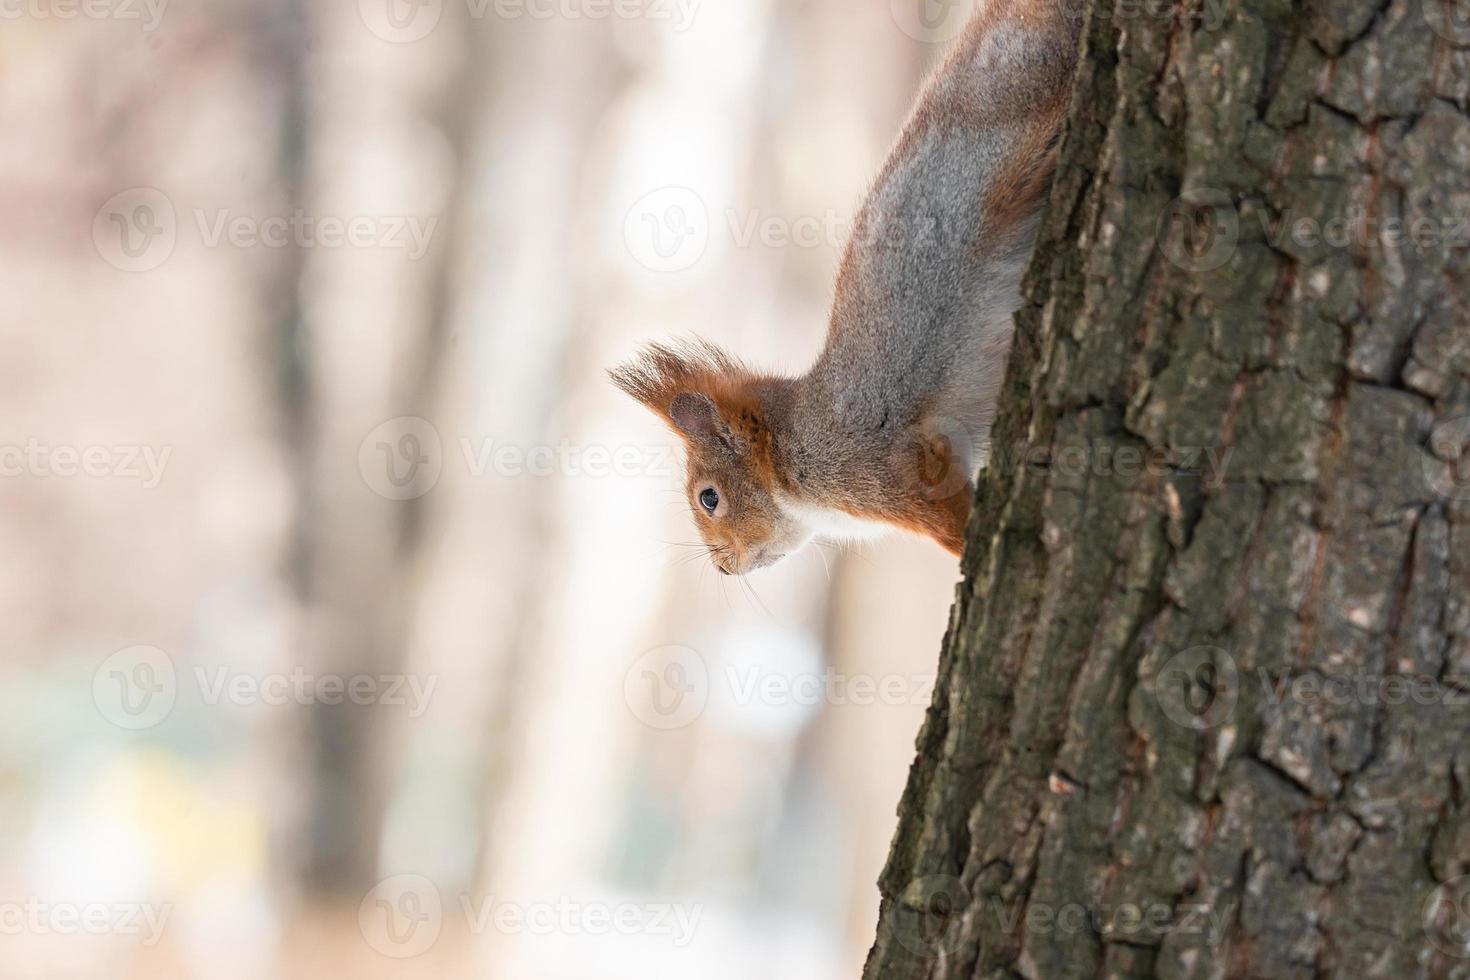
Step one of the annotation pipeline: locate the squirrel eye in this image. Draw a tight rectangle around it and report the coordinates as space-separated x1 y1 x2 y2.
698 487 720 515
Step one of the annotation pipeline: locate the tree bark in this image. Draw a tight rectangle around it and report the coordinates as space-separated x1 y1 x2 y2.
864 0 1470 977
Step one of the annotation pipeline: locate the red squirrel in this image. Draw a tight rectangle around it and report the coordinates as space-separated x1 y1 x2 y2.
612 0 1083 575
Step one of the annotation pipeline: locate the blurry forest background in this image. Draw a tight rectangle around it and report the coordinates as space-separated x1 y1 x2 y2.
0 1 974 977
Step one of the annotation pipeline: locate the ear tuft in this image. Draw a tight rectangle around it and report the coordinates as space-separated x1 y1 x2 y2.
607 338 751 431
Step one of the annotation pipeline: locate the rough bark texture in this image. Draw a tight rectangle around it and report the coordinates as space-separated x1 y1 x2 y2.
865 0 1470 977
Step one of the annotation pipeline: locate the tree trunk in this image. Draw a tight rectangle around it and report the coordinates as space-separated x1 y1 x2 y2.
864 0 1470 977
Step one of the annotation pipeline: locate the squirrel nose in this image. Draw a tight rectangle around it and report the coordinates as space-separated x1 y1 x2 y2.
716 565 732 576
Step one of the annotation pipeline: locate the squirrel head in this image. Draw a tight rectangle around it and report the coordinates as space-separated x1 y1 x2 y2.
610 340 809 576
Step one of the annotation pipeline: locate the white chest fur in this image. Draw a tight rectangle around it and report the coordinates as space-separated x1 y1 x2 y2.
777 495 890 544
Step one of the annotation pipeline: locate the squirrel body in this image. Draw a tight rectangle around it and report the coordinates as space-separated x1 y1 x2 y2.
613 0 1084 574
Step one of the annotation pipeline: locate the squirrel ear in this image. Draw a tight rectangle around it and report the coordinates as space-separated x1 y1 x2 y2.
670 393 741 453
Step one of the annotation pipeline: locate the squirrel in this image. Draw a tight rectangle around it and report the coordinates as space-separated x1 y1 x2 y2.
611 0 1084 575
